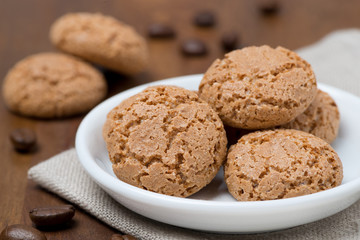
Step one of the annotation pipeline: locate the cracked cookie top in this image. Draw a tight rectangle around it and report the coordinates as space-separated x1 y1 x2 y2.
225 129 343 201
50 12 148 75
280 89 340 143
198 45 317 129
2 52 107 118
103 85 228 197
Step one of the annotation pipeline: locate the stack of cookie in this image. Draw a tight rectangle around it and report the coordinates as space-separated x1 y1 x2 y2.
200 45 342 201
103 45 343 201
2 13 148 118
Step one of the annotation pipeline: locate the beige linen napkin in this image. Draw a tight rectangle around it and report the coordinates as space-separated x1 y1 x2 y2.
28 29 360 240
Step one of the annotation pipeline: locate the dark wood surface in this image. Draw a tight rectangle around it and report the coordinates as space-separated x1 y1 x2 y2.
1 0 360 239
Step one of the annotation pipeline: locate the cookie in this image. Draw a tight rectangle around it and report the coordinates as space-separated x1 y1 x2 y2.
198 45 317 129
225 129 343 201
103 85 227 197
50 12 148 75
2 52 107 118
280 89 340 143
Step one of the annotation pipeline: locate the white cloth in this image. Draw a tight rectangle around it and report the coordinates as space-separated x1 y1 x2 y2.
28 29 360 240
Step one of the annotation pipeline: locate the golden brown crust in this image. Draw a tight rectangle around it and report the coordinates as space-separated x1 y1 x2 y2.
50 12 148 75
280 89 340 143
225 129 343 201
199 45 317 129
103 85 227 197
2 52 107 118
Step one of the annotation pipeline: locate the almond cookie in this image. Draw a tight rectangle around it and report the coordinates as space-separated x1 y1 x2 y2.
225 129 343 201
103 85 227 197
50 12 148 75
198 45 317 129
280 89 340 143
2 52 107 118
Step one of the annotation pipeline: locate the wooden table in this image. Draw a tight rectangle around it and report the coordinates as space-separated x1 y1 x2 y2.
1 0 360 239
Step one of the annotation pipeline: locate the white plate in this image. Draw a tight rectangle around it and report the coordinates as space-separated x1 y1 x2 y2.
75 74 360 233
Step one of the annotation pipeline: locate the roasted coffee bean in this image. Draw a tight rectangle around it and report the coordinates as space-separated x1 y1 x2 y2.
194 11 216 27
29 205 75 227
221 32 239 51
181 39 208 56
122 235 137 240
148 23 175 38
10 128 37 152
258 0 280 15
110 234 123 240
0 224 47 240
110 234 137 240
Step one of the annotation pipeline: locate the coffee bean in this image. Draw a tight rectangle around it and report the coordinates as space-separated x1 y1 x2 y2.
0 224 47 240
122 235 137 240
110 234 137 240
181 39 208 56
10 128 36 152
258 0 280 15
110 234 124 240
29 205 75 227
221 32 239 51
148 23 175 38
194 11 216 27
